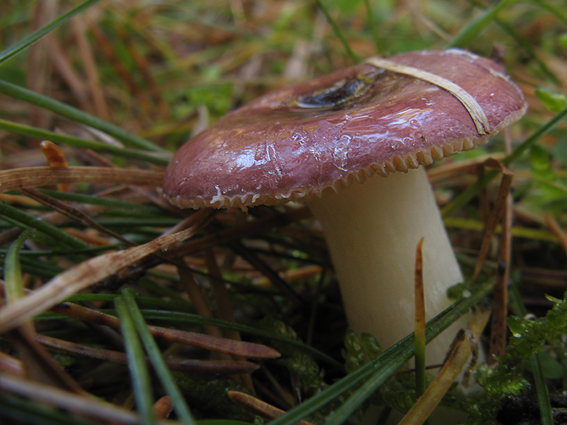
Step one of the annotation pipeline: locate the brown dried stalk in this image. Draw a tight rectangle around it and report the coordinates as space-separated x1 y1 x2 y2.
0 219 204 333
398 308 491 425
228 390 314 425
36 334 260 374
472 158 514 280
0 166 164 193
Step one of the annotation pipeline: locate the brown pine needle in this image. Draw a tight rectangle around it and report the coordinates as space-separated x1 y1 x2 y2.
414 237 426 398
36 334 260 374
472 159 513 281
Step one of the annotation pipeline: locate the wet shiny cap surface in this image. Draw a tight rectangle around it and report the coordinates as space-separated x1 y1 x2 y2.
163 49 527 209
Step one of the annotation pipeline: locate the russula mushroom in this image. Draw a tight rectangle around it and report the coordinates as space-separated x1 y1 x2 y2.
163 49 527 364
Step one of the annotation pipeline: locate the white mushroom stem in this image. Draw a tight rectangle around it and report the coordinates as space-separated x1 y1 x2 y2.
307 166 468 364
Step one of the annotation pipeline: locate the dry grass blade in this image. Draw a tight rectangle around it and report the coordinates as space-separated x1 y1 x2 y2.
70 16 110 120
414 237 426 398
228 390 314 425
0 374 185 425
472 159 514 281
545 214 567 254
427 153 505 184
0 351 25 378
88 23 154 117
0 166 164 193
0 225 200 334
489 175 514 364
397 308 491 425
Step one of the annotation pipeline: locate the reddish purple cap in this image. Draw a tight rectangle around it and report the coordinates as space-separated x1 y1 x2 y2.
163 49 526 209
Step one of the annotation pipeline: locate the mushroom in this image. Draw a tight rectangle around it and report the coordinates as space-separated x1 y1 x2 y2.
163 49 527 364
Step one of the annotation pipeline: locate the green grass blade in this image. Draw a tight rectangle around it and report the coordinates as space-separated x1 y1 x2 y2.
0 202 90 250
315 0 360 63
0 0 102 66
36 190 165 214
364 0 381 54
447 0 518 48
115 296 157 425
442 106 567 217
529 354 554 425
509 285 554 425
4 231 30 303
494 17 559 85
0 80 166 152
121 288 196 425
0 119 170 166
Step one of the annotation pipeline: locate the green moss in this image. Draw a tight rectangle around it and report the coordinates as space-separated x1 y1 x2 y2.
466 293 567 424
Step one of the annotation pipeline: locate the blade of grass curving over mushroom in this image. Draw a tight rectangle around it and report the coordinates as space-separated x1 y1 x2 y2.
0 119 171 166
267 280 494 425
0 0 102 66
121 288 196 425
447 0 518 48
0 80 166 152
442 106 567 217
115 296 158 425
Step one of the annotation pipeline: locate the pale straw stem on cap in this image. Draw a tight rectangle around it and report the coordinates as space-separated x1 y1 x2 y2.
364 57 491 136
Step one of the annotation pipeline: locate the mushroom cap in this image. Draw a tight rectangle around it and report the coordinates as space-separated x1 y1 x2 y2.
163 49 527 209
